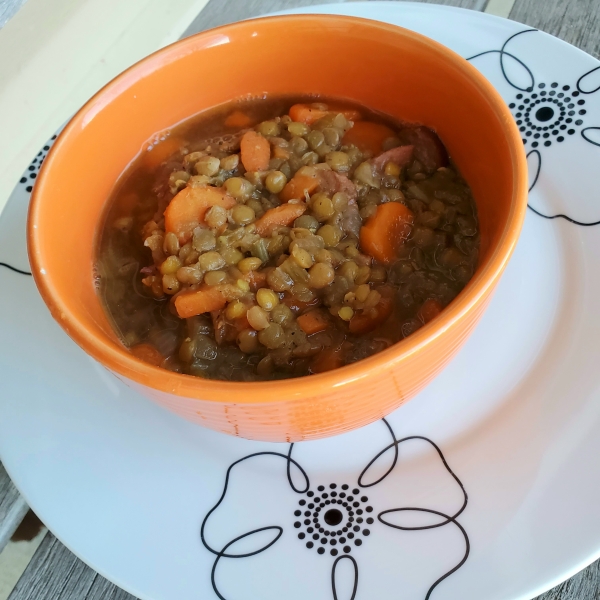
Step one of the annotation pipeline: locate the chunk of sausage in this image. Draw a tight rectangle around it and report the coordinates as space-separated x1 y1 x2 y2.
397 126 448 173
318 170 357 202
372 145 414 171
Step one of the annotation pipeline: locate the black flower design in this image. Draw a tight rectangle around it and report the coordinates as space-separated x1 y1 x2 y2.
0 262 31 276
200 419 469 600
294 483 374 556
467 29 600 225
18 134 57 194
1 133 62 275
510 82 586 149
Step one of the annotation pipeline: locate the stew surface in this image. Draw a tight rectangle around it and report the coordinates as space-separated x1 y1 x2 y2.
97 96 480 381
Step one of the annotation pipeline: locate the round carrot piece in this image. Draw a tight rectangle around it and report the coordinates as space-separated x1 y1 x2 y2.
240 130 270 172
342 121 396 156
359 202 414 265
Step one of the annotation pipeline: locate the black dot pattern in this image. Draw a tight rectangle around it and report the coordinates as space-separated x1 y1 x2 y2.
509 82 585 149
19 134 58 194
295 482 374 555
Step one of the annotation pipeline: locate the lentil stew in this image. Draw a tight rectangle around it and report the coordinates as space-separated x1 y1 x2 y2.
97 96 480 381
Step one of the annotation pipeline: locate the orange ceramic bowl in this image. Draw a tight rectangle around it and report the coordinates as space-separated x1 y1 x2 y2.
28 15 527 442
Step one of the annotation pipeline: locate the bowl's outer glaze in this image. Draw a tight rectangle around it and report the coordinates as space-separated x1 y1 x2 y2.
28 15 527 441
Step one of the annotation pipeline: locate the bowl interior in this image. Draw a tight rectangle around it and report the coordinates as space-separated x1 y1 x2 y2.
29 15 522 399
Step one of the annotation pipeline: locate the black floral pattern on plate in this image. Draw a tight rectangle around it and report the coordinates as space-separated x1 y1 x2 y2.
0 134 60 275
200 418 469 600
0 263 31 276
467 29 600 225
18 134 57 194
295 482 373 556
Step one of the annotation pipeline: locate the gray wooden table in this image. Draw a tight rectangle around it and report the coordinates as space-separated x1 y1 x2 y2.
1 0 600 598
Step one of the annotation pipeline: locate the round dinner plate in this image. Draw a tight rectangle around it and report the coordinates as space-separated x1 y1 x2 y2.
1 3 600 599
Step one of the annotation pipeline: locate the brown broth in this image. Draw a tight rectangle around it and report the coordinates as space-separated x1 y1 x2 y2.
97 95 479 381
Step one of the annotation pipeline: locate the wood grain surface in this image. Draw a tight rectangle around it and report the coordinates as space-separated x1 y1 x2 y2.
0 463 28 555
7 535 132 600
1 0 599 599
509 0 600 60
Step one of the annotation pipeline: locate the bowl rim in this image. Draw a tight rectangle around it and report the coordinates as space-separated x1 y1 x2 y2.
28 13 528 403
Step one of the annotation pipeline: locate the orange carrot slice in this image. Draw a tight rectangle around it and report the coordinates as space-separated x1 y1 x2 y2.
224 110 253 129
297 309 330 335
280 173 320 202
130 343 163 366
174 286 228 318
164 186 236 243
254 203 308 236
244 270 268 292
359 202 414 265
288 103 362 125
240 130 270 172
349 295 394 335
342 121 396 156
417 298 443 324
272 144 291 160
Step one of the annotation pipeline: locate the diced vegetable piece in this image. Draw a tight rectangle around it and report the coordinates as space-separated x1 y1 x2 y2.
289 104 328 124
130 343 163 366
349 295 394 334
397 126 448 173
244 269 268 292
254 203 308 236
326 103 362 122
359 202 414 265
311 346 345 374
272 145 290 160
280 173 320 202
297 309 329 335
289 104 361 125
240 130 270 172
372 145 414 171
164 186 236 243
251 238 270 263
417 298 443 324
142 137 183 170
224 110 253 129
342 121 396 156
174 286 228 318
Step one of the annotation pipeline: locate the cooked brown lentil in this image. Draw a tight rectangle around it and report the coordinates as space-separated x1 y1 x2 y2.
98 96 479 381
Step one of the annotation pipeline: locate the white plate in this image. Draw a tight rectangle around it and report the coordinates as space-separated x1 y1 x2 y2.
1 3 600 599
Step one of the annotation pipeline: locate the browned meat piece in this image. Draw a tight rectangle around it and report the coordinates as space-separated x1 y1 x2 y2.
318 170 357 202
397 126 448 173
372 144 414 171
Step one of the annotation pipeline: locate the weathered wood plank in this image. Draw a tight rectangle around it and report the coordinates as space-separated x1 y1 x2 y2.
84 577 136 600
0 462 28 553
509 0 600 60
534 559 600 600
6 533 136 600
